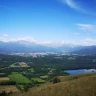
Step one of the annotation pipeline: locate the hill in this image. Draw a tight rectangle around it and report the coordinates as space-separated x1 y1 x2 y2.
0 41 87 53
72 46 96 55
0 41 60 53
10 62 29 67
11 72 96 96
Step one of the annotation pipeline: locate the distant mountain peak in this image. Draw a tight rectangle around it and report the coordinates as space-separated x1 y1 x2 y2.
0 41 95 54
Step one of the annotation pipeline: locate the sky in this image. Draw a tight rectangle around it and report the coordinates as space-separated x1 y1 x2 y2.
0 0 96 46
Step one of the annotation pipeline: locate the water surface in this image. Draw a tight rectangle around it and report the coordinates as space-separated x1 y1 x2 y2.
64 69 96 75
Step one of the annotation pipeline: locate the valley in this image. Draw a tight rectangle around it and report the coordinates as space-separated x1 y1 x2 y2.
0 54 96 96
1 0 96 95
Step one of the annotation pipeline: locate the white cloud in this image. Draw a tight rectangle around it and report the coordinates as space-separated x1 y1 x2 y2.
77 24 96 32
79 38 96 46
60 0 96 15
0 36 96 46
14 36 36 42
84 39 96 45
60 40 71 45
0 36 36 43
15 37 54 46
64 0 79 9
0 37 8 42
60 0 83 11
0 36 53 45
2 34 8 37
37 41 52 45
0 36 73 46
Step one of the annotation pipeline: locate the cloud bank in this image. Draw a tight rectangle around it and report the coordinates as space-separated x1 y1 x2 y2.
77 24 96 32
0 36 96 46
2 34 8 37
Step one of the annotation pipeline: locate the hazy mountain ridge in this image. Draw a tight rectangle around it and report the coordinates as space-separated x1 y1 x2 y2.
72 46 96 55
0 41 58 53
0 41 95 54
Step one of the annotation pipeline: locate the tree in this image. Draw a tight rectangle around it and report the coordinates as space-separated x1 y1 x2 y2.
52 77 61 84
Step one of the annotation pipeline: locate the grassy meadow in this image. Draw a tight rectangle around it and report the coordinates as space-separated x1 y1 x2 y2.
40 75 48 79
31 78 45 83
8 73 31 84
12 72 96 96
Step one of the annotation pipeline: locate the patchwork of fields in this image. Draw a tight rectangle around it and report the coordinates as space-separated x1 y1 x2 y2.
0 77 9 81
31 78 45 83
8 73 31 84
0 54 96 96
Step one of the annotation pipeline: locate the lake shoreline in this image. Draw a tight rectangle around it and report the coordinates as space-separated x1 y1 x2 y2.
64 69 96 75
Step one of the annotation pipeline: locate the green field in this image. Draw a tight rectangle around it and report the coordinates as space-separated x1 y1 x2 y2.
31 78 45 83
0 73 5 75
28 68 34 72
0 73 6 77
0 77 9 81
0 67 9 70
8 73 31 84
40 75 48 79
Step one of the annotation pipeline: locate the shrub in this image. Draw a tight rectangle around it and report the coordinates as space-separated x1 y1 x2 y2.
52 77 61 84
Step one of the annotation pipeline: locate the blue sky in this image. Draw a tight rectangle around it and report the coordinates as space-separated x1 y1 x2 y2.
0 0 96 46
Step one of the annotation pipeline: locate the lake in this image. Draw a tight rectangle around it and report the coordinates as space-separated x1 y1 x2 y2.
64 69 96 75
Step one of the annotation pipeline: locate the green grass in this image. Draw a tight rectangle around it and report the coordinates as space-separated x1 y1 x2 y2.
0 73 6 77
58 72 96 82
0 67 9 70
13 72 96 96
0 73 5 75
28 68 34 72
31 78 45 83
40 75 48 79
8 73 31 84
21 71 27 75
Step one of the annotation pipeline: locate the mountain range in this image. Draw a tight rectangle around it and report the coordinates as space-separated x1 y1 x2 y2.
0 40 96 54
72 46 96 55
